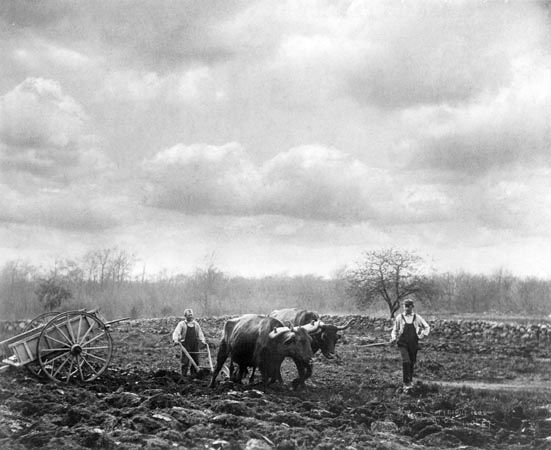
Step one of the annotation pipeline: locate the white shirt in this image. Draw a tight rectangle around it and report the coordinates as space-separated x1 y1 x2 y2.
172 320 206 344
391 313 430 341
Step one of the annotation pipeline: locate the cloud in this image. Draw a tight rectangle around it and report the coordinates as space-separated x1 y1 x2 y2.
100 66 224 104
399 54 551 176
341 0 547 108
0 77 113 183
258 145 386 221
455 167 551 235
0 78 120 231
142 142 455 224
142 142 260 213
224 0 549 110
12 40 92 72
0 0 249 70
0 183 122 231
0 77 85 149
340 1 532 108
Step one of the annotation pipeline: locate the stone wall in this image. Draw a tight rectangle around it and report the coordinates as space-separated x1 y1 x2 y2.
341 315 551 343
2 314 550 348
0 320 30 336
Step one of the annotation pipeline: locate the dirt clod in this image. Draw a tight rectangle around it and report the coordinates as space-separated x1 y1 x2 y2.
0 317 550 449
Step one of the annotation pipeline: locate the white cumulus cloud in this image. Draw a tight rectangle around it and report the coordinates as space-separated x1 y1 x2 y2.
400 53 551 176
0 77 113 184
142 142 260 214
142 142 455 224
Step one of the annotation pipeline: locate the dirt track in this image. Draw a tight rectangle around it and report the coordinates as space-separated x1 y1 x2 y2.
427 380 551 393
1 317 550 449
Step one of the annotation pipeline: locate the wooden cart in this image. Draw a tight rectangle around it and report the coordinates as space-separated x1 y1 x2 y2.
0 309 128 383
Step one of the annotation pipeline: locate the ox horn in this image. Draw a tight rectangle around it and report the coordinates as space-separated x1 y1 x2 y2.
301 319 321 333
269 326 291 339
336 319 354 331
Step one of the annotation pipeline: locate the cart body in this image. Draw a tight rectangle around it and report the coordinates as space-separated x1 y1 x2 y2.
1 309 127 383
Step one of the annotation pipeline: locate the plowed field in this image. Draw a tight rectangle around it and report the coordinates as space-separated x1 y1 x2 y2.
1 317 550 449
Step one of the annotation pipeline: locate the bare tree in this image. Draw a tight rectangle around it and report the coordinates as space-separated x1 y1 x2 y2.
82 248 111 285
346 248 436 318
190 253 226 315
110 248 136 285
82 247 135 287
0 260 38 318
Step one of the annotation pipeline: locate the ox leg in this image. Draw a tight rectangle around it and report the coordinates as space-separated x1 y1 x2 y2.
259 361 284 388
209 340 229 388
291 360 312 390
248 366 256 384
233 365 247 384
268 366 283 386
272 367 283 385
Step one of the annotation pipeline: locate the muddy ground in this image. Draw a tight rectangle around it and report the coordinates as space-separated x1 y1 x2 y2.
1 317 550 449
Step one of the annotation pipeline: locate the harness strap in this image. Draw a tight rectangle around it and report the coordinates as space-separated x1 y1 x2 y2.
402 313 416 323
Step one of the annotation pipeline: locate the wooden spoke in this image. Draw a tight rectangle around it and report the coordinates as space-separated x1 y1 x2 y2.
65 315 76 343
81 346 109 353
77 320 97 346
76 316 83 344
51 322 73 345
39 346 68 353
80 331 107 348
39 339 69 350
66 357 75 383
52 354 71 378
37 311 113 382
39 352 67 365
80 355 100 376
77 356 85 380
81 351 107 363
24 312 62 379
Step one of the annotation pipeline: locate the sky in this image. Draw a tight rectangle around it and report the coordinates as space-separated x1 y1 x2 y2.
1 0 551 279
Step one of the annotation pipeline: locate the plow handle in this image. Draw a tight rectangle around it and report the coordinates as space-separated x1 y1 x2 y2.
178 342 201 371
205 343 213 371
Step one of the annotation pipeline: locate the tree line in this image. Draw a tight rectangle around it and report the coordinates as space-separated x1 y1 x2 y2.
0 248 549 321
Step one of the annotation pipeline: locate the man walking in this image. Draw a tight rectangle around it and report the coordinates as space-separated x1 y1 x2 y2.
390 298 430 390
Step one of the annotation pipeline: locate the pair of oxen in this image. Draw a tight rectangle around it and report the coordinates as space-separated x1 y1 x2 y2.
209 308 353 390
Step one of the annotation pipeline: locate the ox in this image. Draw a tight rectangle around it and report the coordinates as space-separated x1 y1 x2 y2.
209 314 319 389
269 308 354 359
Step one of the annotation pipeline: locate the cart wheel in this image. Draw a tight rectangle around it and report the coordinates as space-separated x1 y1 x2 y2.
24 312 60 332
37 311 113 383
24 312 60 379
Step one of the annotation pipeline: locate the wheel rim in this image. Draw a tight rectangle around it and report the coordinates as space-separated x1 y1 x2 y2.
24 311 60 333
24 312 60 379
37 312 113 383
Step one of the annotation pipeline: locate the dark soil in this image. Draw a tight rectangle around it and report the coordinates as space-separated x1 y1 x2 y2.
1 317 550 449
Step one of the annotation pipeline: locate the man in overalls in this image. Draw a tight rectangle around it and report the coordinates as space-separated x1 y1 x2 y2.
390 298 431 389
172 309 207 378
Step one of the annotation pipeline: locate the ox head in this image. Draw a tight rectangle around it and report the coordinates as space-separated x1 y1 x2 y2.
312 319 354 359
268 321 320 364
